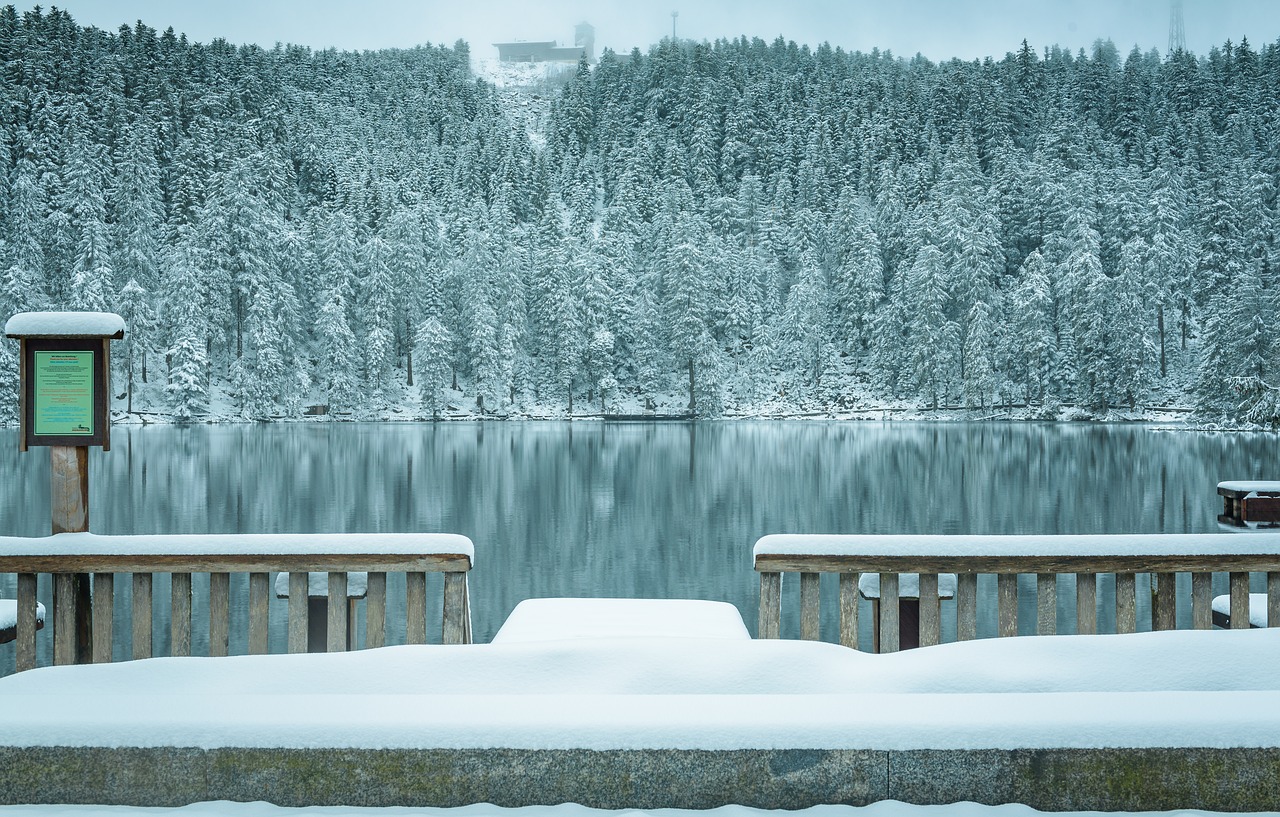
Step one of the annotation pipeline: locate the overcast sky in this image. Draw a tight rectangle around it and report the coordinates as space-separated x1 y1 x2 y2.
40 1 1280 62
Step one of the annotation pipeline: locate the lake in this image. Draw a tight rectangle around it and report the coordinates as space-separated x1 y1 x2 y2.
1 421 1277 670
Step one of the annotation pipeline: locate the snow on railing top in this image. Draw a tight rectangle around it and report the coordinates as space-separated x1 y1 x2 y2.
1218 480 1280 494
4 311 125 338
0 531 474 560
754 532 1280 559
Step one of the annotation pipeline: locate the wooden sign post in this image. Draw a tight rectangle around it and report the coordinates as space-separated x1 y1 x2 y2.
5 311 125 664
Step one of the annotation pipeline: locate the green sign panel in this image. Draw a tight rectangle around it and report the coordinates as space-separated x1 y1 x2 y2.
33 350 95 436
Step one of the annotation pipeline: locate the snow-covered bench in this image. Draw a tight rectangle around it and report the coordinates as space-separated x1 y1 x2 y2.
1218 480 1280 527
0 599 46 644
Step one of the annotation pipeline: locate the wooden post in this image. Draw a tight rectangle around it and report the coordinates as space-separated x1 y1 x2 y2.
1229 572 1250 629
53 573 76 665
171 572 192 656
92 573 114 663
1037 573 1056 635
997 573 1018 637
248 572 269 654
758 572 781 639
919 572 940 647
209 572 230 657
16 573 38 672
956 573 977 641
51 445 92 663
405 571 427 644
880 573 900 653
366 571 387 649
799 572 820 641
288 572 308 653
1076 573 1097 635
1270 572 1279 628
327 571 348 652
1116 573 1137 634
132 572 153 659
442 571 466 644
1191 572 1213 630
838 572 859 650
1153 572 1177 631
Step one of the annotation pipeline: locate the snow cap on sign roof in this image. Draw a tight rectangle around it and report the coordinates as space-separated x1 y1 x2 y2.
4 311 126 338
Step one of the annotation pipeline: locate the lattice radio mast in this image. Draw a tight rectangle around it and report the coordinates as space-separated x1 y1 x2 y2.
1168 0 1186 54
671 11 678 41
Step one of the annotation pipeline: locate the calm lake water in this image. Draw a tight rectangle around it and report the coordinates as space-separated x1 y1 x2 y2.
1 421 1277 671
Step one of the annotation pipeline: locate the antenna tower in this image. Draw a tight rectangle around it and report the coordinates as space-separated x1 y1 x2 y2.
1168 0 1186 55
671 11 678 41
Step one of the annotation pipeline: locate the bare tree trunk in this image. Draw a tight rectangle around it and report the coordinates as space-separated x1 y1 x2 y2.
405 318 414 387
687 358 696 413
1157 304 1167 378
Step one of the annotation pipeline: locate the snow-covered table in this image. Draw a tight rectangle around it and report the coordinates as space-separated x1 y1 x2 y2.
491 598 750 643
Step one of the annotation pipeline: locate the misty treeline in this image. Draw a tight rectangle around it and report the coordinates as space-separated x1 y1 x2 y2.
0 7 1277 423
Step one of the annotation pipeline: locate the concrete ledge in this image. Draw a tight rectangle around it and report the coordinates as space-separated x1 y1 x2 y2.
890 748 1280 811
4 746 1280 810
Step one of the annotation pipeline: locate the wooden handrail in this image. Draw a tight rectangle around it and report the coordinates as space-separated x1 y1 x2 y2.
754 533 1280 652
2 532 474 672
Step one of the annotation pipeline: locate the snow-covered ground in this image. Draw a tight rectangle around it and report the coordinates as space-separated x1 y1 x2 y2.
3 801 1278 817
2 627 1277 751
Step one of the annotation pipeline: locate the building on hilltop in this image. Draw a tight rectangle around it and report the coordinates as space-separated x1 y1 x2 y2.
494 22 594 63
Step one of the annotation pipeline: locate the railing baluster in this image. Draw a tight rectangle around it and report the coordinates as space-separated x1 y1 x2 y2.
171 573 192 657
1115 573 1136 634
799 572 821 641
209 572 230 657
1269 572 1279 628
997 573 1017 637
919 572 940 647
1153 572 1177 631
366 571 387 648
443 571 466 644
1191 572 1213 630
92 572 114 663
16 572 38 672
880 573 899 653
1230 571 1250 629
405 571 427 644
327 571 348 652
758 571 781 639
956 573 977 641
838 572 859 650
288 572 308 653
132 572 153 659
1037 573 1056 635
462 575 472 645
53 573 76 665
248 572 269 654
1076 573 1097 634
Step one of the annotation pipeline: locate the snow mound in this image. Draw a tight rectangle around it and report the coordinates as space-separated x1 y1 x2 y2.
1 628 1278 751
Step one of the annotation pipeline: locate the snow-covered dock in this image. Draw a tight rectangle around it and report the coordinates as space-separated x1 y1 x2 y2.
1 626 1278 810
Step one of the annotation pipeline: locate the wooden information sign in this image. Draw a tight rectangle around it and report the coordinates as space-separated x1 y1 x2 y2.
5 311 125 664
5 312 124 452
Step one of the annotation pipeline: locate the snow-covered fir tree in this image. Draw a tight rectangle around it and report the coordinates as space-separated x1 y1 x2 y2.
0 9 1275 424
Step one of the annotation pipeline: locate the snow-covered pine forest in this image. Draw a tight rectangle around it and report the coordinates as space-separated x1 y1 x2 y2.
0 7 1277 424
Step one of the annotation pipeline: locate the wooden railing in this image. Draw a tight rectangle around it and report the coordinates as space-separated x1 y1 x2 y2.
754 533 1280 652
0 532 474 672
